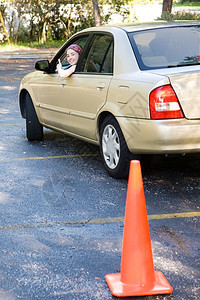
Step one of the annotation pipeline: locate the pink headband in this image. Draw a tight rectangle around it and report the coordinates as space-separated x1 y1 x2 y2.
67 44 82 55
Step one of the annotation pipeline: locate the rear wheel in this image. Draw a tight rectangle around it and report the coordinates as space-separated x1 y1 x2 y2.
26 93 43 141
100 116 130 178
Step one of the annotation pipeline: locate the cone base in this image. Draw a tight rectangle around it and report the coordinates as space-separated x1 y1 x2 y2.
105 271 173 297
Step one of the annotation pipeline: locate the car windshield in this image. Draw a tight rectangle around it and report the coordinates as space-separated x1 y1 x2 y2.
129 25 200 70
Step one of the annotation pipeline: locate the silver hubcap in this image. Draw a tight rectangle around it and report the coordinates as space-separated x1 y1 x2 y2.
102 124 120 169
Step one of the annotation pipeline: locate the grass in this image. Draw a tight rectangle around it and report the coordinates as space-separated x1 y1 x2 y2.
0 40 65 51
19 40 65 48
173 1 200 7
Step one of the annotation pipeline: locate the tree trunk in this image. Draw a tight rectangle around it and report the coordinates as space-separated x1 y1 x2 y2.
0 9 10 44
67 3 72 38
41 20 47 44
15 17 21 43
92 0 101 26
162 0 173 14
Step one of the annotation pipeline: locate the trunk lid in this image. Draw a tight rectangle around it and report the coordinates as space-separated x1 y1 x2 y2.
149 67 200 119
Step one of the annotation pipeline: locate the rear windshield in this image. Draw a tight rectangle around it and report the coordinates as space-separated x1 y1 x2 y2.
129 25 200 70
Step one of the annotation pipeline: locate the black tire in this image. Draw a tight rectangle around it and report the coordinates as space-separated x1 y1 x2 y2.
26 93 43 141
99 116 131 179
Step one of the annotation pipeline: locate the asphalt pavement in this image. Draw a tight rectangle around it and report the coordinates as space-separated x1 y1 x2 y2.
0 49 199 300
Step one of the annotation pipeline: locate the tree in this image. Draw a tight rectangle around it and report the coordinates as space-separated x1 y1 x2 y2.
92 0 101 26
162 0 173 14
0 0 131 43
0 4 10 43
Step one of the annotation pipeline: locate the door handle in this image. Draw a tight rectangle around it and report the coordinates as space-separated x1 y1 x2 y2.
96 82 106 91
60 84 66 88
60 81 67 88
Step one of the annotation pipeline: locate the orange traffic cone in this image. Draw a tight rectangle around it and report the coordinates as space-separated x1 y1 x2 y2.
105 160 173 297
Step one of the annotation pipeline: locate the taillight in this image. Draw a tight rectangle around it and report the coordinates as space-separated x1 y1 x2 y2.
149 85 184 119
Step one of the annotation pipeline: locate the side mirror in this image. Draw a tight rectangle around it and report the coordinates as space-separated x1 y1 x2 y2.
35 60 50 72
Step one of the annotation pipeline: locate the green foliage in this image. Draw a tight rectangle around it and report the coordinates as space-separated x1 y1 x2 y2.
16 25 30 43
160 10 200 20
174 1 200 7
178 0 200 4
0 3 7 42
0 0 132 44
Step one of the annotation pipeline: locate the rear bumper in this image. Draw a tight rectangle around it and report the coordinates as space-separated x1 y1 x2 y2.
117 117 200 154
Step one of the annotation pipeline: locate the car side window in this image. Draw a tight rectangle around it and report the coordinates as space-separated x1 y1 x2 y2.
81 34 113 74
59 36 89 70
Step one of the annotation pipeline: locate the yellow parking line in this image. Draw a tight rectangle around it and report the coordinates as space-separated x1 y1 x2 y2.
0 153 99 162
0 212 199 231
84 211 200 224
148 211 200 220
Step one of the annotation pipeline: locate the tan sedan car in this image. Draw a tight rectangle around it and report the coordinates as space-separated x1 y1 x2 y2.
19 22 200 178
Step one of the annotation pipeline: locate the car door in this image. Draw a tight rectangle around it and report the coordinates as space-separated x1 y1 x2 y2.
65 34 114 140
33 36 89 131
33 74 69 129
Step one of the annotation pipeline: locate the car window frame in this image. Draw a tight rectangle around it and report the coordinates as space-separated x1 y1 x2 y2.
50 33 91 73
76 32 114 75
128 25 200 71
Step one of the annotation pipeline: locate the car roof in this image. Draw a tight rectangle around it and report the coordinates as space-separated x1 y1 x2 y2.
118 21 200 32
81 21 200 33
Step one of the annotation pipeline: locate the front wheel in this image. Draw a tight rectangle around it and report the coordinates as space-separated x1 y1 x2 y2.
25 93 43 141
100 116 130 178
